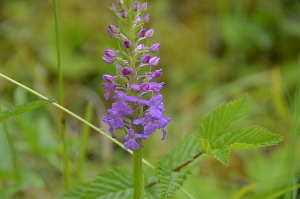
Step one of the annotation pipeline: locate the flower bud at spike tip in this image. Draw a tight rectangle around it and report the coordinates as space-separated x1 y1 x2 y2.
116 0 124 5
132 2 139 11
107 29 116 38
105 49 118 58
123 40 132 48
110 4 118 12
140 2 147 12
149 56 160 66
149 43 160 53
102 55 115 64
138 29 146 37
144 14 150 23
120 9 128 18
145 29 154 38
122 67 133 76
140 54 151 64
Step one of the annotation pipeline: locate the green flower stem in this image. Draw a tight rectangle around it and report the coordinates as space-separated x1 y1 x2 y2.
53 0 70 190
0 72 195 199
133 146 143 199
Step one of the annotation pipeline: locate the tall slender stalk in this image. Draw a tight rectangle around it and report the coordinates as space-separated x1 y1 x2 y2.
76 103 93 185
284 56 300 199
53 0 71 190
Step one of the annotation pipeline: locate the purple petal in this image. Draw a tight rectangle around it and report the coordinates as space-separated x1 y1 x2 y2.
161 129 167 140
130 84 141 90
109 127 116 138
133 118 145 125
124 139 140 150
150 95 162 107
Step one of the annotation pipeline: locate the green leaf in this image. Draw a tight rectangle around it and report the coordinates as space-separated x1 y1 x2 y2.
0 99 57 122
157 137 201 198
199 97 249 144
62 183 89 199
225 127 284 150
158 163 187 199
198 97 284 164
62 168 133 199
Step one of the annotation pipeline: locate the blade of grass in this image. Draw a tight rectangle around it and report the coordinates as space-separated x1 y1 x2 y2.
284 55 300 199
53 0 71 190
76 103 93 185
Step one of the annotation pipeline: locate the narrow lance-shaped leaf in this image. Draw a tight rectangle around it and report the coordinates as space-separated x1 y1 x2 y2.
0 99 57 122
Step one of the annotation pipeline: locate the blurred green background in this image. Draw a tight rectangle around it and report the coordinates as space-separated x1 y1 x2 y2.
0 0 300 198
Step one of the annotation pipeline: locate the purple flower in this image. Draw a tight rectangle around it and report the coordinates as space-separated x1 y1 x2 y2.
136 44 145 51
138 29 146 37
103 110 124 138
102 55 115 64
116 0 124 5
103 74 115 83
105 49 118 58
149 56 160 66
140 54 151 64
108 24 118 33
121 67 133 76
123 129 150 150
110 4 118 12
102 83 116 100
140 2 147 12
135 16 143 24
148 69 163 80
120 9 128 18
132 2 139 11
144 14 150 23
107 29 116 38
123 40 132 48
145 29 154 38
149 43 160 53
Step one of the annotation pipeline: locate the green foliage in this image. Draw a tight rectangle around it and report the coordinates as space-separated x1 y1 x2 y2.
157 137 201 198
62 168 133 199
198 97 284 164
0 99 57 123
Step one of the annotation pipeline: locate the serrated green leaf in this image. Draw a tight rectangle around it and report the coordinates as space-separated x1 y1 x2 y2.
157 163 187 199
198 97 284 164
62 168 133 199
167 137 201 169
199 97 249 143
62 183 89 199
225 127 284 150
157 137 201 198
0 99 57 122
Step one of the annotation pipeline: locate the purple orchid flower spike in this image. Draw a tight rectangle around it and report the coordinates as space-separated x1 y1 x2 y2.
101 0 170 150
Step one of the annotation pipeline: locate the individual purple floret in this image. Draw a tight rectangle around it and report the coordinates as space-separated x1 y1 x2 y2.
102 0 170 150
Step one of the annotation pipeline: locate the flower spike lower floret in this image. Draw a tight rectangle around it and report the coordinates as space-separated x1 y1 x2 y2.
102 0 170 150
